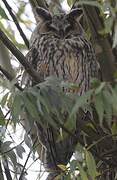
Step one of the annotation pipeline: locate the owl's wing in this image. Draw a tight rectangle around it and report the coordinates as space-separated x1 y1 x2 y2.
26 46 39 69
21 44 40 87
86 41 100 79
88 45 101 80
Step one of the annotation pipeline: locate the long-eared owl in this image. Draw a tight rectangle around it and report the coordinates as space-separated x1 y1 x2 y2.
27 7 99 94
25 7 99 177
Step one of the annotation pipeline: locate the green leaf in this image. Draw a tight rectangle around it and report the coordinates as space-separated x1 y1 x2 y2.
104 16 113 34
64 114 76 133
16 145 25 159
111 122 117 136
0 126 6 138
0 21 25 49
95 82 106 94
70 160 77 172
11 94 23 121
23 93 39 119
70 90 93 117
0 108 5 125
111 88 117 113
0 118 5 125
16 1 26 17
77 162 88 180
0 6 9 20
36 97 43 115
85 150 98 179
94 93 104 126
7 150 17 167
113 21 117 48
91 78 101 88
0 92 9 107
57 164 67 171
1 141 12 152
67 0 75 7
36 90 51 114
102 90 112 127
77 0 101 8
24 133 32 148
1 142 17 167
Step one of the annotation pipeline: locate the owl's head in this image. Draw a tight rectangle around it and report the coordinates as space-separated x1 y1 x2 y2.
36 7 83 38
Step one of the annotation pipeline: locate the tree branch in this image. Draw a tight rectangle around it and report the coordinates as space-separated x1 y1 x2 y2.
0 161 4 180
0 42 15 78
83 6 116 82
3 158 12 180
72 3 116 81
0 28 41 83
0 65 23 91
2 0 29 48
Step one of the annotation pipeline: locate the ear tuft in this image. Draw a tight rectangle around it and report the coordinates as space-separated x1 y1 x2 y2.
36 7 52 21
68 8 83 21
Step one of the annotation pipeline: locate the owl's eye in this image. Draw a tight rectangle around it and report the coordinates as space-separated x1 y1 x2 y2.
64 24 72 33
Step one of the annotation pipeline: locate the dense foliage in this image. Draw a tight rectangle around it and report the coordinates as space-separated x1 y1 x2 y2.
0 0 117 179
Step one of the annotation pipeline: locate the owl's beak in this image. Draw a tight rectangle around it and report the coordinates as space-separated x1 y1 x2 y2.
59 29 65 39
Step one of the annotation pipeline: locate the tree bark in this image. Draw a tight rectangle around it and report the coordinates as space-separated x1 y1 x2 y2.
83 6 116 81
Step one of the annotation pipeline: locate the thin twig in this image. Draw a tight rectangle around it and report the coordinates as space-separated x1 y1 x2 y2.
1 140 24 156
2 0 29 48
101 147 117 156
19 137 38 180
0 28 40 83
0 65 13 81
26 157 40 171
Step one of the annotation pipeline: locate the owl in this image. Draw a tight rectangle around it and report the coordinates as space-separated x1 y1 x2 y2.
26 7 99 178
27 7 98 94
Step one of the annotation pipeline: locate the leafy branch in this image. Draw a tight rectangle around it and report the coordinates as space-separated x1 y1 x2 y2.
0 28 41 83
19 137 38 180
0 65 23 90
2 0 29 48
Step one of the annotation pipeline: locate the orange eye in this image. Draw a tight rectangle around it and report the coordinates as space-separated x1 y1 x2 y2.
65 25 72 33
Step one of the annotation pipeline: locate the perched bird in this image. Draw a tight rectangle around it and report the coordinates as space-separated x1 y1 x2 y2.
27 7 98 93
26 7 99 179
